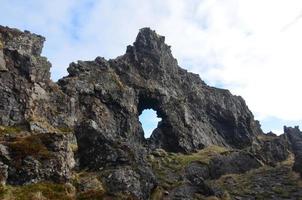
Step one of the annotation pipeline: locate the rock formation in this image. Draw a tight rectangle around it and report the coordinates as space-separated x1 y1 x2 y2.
0 25 301 200
284 126 302 176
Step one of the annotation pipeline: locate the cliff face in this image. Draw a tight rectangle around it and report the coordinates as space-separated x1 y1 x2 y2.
0 25 301 200
0 26 75 131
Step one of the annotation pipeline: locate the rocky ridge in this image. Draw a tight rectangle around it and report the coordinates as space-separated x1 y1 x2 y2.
0 25 301 199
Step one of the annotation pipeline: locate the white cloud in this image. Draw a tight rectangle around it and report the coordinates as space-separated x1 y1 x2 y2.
154 0 302 127
0 0 301 132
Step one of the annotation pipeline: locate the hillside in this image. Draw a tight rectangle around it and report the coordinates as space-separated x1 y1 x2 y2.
0 25 301 199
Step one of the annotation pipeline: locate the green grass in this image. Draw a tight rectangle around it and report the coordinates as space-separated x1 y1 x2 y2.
174 145 229 166
149 146 229 191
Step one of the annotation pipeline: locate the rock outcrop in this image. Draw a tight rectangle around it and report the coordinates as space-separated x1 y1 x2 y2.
284 126 302 176
0 26 74 131
5 132 75 185
248 133 290 166
0 25 301 199
0 25 75 186
59 27 262 154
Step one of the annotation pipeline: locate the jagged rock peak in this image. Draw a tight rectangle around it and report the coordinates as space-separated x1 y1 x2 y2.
284 125 300 134
126 27 176 69
0 25 45 56
133 27 168 51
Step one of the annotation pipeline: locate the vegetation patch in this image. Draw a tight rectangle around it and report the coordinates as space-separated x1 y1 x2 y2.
0 39 3 49
57 127 73 134
0 125 24 135
0 182 74 200
148 146 229 191
110 71 124 90
7 134 53 162
150 145 228 173
76 190 106 200
207 162 302 199
174 145 229 166
72 171 106 200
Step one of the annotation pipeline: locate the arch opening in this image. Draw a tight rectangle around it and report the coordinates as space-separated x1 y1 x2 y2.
139 108 162 139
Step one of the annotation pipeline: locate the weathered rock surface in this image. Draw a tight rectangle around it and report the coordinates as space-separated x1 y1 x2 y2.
284 126 302 176
209 151 262 179
248 133 289 166
75 120 156 199
0 26 74 131
3 132 75 185
58 28 262 154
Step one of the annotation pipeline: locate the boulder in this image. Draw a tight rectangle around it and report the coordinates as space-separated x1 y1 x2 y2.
209 151 262 179
103 167 156 200
184 161 214 195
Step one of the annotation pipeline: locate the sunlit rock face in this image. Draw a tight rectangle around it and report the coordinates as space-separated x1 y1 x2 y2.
0 26 75 131
59 27 262 154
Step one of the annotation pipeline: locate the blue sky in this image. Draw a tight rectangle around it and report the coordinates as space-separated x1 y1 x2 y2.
139 109 161 138
0 0 301 135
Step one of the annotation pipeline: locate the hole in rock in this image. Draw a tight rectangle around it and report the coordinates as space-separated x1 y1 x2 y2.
139 109 162 139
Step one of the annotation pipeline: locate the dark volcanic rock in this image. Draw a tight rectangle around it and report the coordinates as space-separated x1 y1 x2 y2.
75 120 135 169
0 26 76 186
183 161 214 195
4 133 75 185
75 120 156 199
0 26 48 126
185 161 211 181
59 27 262 153
0 25 75 131
284 126 302 176
103 167 156 200
209 163 302 200
249 133 289 166
209 151 262 179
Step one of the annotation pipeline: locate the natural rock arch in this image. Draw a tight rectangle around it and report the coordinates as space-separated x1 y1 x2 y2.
2 25 300 200
0 25 261 156
58 28 261 157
